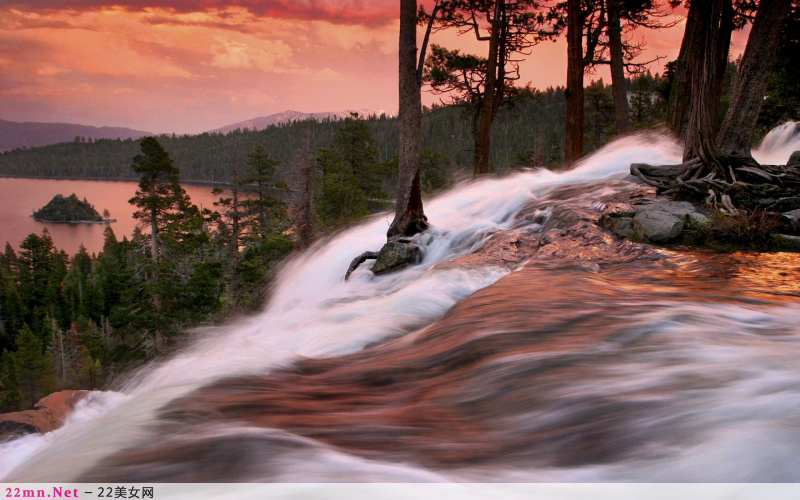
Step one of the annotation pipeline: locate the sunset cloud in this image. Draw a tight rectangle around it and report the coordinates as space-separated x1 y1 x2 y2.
2 1 399 25
0 1 700 135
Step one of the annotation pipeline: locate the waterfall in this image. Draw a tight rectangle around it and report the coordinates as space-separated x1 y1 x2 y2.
2 124 799 483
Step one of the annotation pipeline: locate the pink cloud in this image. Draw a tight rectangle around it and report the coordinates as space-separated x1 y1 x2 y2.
3 0 399 25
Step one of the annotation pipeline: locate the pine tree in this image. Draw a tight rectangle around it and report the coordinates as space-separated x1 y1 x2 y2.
315 116 388 227
12 324 47 408
129 137 191 264
237 146 286 241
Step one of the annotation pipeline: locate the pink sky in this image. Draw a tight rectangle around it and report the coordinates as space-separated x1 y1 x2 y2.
0 1 750 135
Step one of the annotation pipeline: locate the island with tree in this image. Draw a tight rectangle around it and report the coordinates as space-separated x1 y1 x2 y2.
32 193 115 223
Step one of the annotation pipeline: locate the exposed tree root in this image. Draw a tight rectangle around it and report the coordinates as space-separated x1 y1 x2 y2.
631 154 800 212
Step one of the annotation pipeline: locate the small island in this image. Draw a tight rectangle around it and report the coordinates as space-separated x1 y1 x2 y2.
32 193 115 224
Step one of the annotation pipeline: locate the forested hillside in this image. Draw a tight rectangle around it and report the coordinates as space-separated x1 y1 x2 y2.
0 88 571 181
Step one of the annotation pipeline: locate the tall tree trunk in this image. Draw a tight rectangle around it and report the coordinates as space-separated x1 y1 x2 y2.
717 0 791 158
710 0 733 122
565 0 584 167
667 0 703 136
230 165 241 311
683 0 725 171
387 0 429 239
148 182 158 264
474 0 504 177
293 149 315 250
607 0 630 135
148 181 161 314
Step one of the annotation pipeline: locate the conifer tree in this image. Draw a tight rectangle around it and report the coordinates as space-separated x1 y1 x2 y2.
12 324 47 408
129 137 190 264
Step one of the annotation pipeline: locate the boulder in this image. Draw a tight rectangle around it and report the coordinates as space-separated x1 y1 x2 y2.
782 209 800 233
599 214 634 239
775 234 800 251
632 208 684 243
371 240 421 275
625 201 707 243
0 390 89 439
788 151 800 169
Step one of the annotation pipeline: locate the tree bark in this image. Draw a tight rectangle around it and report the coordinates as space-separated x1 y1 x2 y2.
607 0 630 135
666 0 702 136
717 0 791 157
683 0 724 171
387 0 429 239
565 0 584 167
149 181 158 264
710 0 733 121
474 0 504 176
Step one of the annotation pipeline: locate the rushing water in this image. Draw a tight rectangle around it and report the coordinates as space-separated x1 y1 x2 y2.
1 123 799 485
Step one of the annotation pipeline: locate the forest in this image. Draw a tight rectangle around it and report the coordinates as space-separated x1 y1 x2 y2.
0 0 799 414
0 75 680 182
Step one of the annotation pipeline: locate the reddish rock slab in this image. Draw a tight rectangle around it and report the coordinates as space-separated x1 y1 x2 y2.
0 390 89 439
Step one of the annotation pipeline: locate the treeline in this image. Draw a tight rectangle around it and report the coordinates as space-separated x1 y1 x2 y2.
0 143 293 412
0 81 679 182
0 114 461 412
0 93 561 181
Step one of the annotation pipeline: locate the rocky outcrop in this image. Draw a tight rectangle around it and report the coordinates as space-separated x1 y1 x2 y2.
346 238 423 279
600 199 709 244
371 239 422 275
0 390 88 439
788 150 800 169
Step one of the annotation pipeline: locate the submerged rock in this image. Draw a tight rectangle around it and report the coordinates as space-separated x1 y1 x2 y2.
0 390 88 439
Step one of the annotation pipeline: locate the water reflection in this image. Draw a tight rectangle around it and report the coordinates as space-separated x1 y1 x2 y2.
0 178 219 254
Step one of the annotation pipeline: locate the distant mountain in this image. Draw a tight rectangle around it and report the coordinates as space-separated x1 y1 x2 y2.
210 108 397 134
0 119 152 152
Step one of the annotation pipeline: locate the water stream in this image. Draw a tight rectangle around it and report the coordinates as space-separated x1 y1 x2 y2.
1 123 799 484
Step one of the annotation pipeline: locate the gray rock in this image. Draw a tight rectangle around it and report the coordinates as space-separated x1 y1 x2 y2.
782 209 800 230
775 234 800 251
371 240 422 275
685 212 711 228
625 201 708 243
788 150 800 169
608 216 634 239
643 200 696 215
632 208 684 243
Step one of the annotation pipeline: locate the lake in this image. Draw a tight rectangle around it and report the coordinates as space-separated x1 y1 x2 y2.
0 177 220 255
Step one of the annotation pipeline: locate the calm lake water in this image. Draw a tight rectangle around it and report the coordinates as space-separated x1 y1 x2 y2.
0 177 220 255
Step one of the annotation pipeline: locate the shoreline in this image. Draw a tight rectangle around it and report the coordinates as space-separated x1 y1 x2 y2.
31 216 117 224
0 174 229 187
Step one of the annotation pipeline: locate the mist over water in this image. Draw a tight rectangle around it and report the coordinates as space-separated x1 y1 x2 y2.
2 124 799 485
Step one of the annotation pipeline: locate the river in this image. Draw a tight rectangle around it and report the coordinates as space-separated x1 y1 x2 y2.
0 178 220 255
0 123 799 491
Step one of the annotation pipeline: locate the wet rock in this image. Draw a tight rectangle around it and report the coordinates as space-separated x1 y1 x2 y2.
0 390 89 439
371 239 422 275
